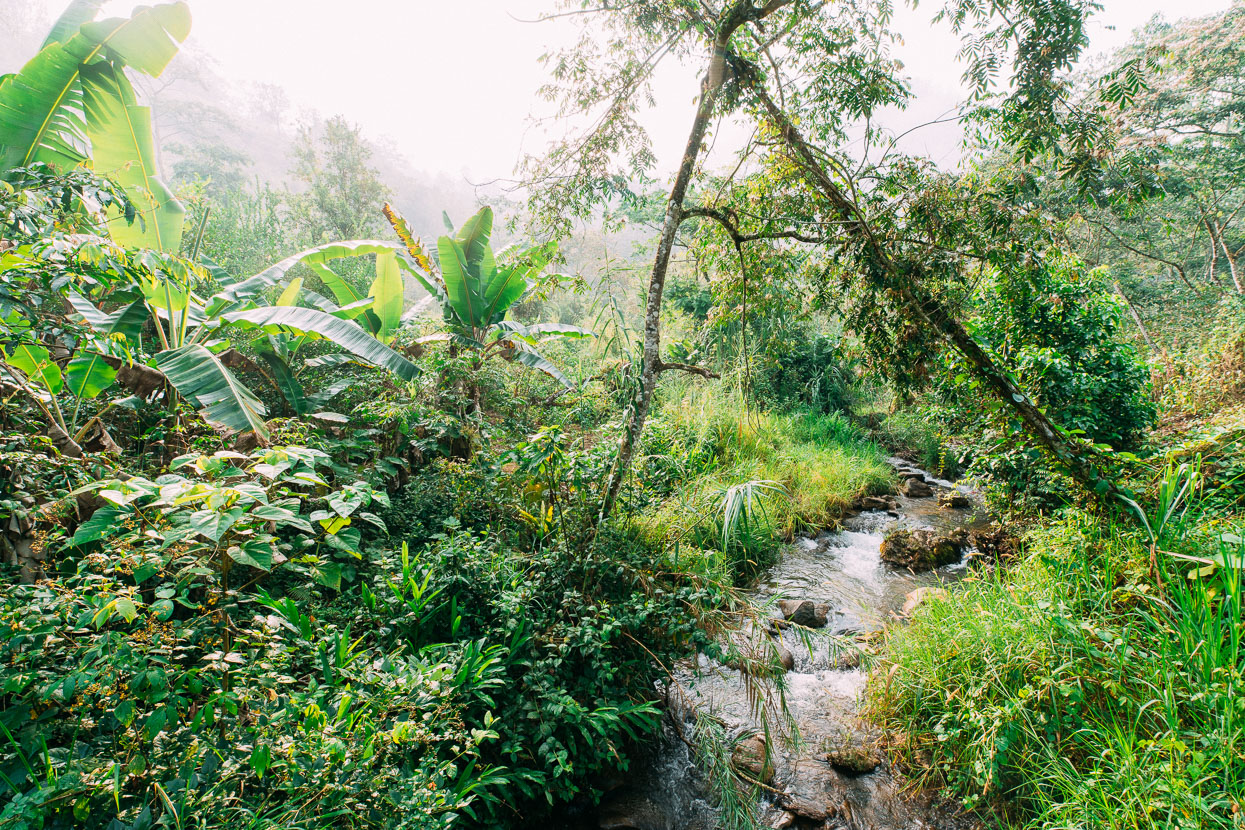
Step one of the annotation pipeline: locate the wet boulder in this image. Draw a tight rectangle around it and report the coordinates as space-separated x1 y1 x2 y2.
824 743 884 776
776 642 796 672
879 529 965 571
901 478 933 498
937 490 971 509
856 494 899 512
732 734 776 784
778 599 830 628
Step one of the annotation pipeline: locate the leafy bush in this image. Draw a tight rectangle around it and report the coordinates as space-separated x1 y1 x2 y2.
871 509 1245 828
933 257 1156 508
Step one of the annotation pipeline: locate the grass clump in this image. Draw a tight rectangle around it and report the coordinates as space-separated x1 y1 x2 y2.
632 388 893 582
869 509 1245 829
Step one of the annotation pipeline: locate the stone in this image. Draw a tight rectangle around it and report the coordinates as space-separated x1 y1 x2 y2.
823 742 884 775
857 494 899 512
777 793 831 823
776 642 796 672
938 490 971 509
898 470 927 481
901 478 934 498
768 811 798 829
880 529 965 572
732 734 775 784
777 599 829 628
901 586 950 617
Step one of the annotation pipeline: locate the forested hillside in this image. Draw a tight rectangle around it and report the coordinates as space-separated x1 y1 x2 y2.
1 1 1242 829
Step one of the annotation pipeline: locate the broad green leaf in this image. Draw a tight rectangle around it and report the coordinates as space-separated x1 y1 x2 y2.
454 206 494 271
83 63 183 251
369 250 403 342
43 1 107 48
276 276 302 307
479 264 531 327
0 2 191 174
157 344 269 440
438 236 478 327
220 307 420 381
65 353 117 398
211 241 399 307
4 342 62 393
189 507 242 542
512 344 576 390
256 350 307 416
228 543 273 571
72 506 123 545
68 294 148 342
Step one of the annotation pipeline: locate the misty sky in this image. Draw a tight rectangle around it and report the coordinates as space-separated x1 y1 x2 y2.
11 0 1236 180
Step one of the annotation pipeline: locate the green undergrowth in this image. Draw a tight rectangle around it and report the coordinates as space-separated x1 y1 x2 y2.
628 389 894 583
870 510 1245 829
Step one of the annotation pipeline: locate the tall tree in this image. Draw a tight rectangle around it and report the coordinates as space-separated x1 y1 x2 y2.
288 115 391 244
527 0 1123 518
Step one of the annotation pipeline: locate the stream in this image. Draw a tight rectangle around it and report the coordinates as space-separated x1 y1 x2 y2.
589 459 990 830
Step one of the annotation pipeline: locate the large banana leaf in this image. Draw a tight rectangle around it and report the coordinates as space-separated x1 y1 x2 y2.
157 344 268 440
479 263 531 327
0 2 191 174
220 307 420 381
0 43 90 172
81 63 183 251
455 206 493 274
65 354 116 399
256 350 308 416
512 343 576 391
369 250 403 342
438 236 479 328
68 293 147 341
396 251 449 311
43 1 107 48
3 342 63 394
65 293 148 399
210 240 399 309
493 321 595 344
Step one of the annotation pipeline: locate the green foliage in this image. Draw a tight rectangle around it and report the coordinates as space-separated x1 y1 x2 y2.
631 390 892 582
0 1 190 251
871 506 1245 828
928 256 1155 509
390 205 592 392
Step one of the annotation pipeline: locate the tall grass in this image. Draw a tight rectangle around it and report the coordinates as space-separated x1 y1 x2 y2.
634 388 893 582
869 505 1245 828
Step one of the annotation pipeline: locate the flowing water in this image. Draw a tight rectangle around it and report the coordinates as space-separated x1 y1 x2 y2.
589 459 990 830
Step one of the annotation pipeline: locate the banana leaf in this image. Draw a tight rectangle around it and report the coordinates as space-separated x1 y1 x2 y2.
81 62 183 251
157 344 268 440
369 250 403 342
220 307 420 381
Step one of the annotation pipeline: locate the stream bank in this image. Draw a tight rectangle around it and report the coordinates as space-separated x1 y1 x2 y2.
592 459 991 830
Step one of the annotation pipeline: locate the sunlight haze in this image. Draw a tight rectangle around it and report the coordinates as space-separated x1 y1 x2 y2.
8 0 1235 180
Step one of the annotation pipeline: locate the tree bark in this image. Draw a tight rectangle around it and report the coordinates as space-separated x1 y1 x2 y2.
599 1 791 521
1113 280 1165 357
738 65 1123 503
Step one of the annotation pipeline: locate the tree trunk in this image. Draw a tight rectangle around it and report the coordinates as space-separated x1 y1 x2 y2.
1113 280 1164 357
599 1 791 520
741 69 1122 504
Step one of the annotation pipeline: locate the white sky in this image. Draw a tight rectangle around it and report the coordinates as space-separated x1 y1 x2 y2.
11 0 1236 179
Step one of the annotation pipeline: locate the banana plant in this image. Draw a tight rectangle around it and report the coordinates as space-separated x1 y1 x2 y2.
0 237 421 448
385 204 593 389
0 1 191 251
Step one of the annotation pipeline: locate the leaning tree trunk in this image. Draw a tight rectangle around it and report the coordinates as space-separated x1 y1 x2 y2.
599 0 791 521
740 67 1122 503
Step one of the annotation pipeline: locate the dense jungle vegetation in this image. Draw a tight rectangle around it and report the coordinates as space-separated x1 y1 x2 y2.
0 0 1243 828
